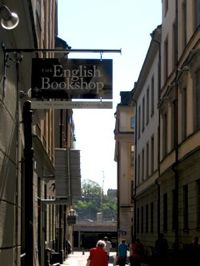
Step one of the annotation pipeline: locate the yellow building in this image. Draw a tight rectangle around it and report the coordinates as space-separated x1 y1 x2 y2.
133 0 200 250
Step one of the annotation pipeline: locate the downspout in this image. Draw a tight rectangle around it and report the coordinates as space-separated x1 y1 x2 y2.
157 34 161 237
15 54 21 266
132 96 137 239
150 26 161 237
114 109 120 246
117 141 120 246
58 110 63 261
23 101 34 266
172 0 179 248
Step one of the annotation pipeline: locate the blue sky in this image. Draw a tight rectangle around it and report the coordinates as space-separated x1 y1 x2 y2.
58 0 161 192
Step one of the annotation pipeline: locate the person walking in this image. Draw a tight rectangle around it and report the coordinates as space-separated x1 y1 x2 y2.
154 233 168 266
186 236 200 266
117 239 128 266
87 240 108 266
129 238 144 266
104 236 112 263
104 236 112 256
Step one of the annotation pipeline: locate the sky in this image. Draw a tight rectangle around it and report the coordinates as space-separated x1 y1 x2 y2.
58 0 161 192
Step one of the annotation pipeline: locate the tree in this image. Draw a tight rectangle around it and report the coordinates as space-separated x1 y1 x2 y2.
74 179 117 222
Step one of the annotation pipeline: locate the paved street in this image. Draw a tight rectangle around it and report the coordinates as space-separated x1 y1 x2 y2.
61 251 89 266
61 251 124 266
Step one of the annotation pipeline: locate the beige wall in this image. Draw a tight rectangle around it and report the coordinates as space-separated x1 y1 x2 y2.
115 97 134 244
0 1 57 265
134 0 200 249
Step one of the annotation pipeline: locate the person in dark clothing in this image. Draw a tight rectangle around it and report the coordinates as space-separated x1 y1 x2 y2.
154 233 168 266
129 238 145 266
65 240 72 254
186 236 200 266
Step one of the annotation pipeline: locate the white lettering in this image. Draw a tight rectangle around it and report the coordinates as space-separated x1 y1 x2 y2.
41 77 50 89
53 65 63 77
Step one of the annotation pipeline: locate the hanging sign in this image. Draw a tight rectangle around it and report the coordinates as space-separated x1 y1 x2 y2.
31 58 112 100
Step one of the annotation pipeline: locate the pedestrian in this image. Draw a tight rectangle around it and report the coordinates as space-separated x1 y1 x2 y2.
87 240 108 266
104 236 112 262
104 236 112 255
65 239 72 255
117 239 128 266
129 238 145 266
154 233 168 266
186 236 200 266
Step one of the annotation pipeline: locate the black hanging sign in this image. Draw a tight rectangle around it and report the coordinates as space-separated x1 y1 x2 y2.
31 58 112 100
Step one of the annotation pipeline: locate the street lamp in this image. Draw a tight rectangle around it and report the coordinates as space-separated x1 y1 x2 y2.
0 3 19 30
67 208 77 225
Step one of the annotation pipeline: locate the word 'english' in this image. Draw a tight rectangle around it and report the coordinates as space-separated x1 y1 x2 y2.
53 64 102 78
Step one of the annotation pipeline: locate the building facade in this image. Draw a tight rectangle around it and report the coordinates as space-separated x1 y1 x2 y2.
133 25 161 247
133 0 200 249
159 0 200 247
0 1 66 265
114 91 135 244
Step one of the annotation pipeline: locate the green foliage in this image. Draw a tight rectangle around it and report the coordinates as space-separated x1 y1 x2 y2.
74 179 117 221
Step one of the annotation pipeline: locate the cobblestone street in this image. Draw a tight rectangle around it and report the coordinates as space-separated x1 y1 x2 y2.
61 251 123 266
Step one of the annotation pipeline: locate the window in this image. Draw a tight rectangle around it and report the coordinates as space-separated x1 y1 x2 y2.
142 149 144 180
183 185 189 230
141 207 144 233
130 145 134 167
146 204 149 233
194 69 200 129
131 180 134 203
172 190 176 231
171 101 175 149
142 96 145 132
137 208 140 233
182 87 187 140
146 87 150 125
194 0 200 28
172 22 177 68
137 154 140 185
131 116 136 129
164 0 168 16
163 113 168 157
151 76 155 116
182 0 187 47
150 202 154 233
138 105 141 139
146 142 149 178
164 37 169 82
196 180 200 228
151 135 154 174
163 193 168 232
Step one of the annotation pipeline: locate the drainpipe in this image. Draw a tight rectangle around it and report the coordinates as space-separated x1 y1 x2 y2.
157 36 161 238
172 0 179 248
23 101 34 266
117 138 120 246
151 26 161 238
155 180 160 235
134 136 137 239
114 109 120 247
58 110 63 262
132 97 137 239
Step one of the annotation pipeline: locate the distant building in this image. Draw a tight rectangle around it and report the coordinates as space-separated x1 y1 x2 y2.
114 91 135 244
107 189 117 198
132 25 161 247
